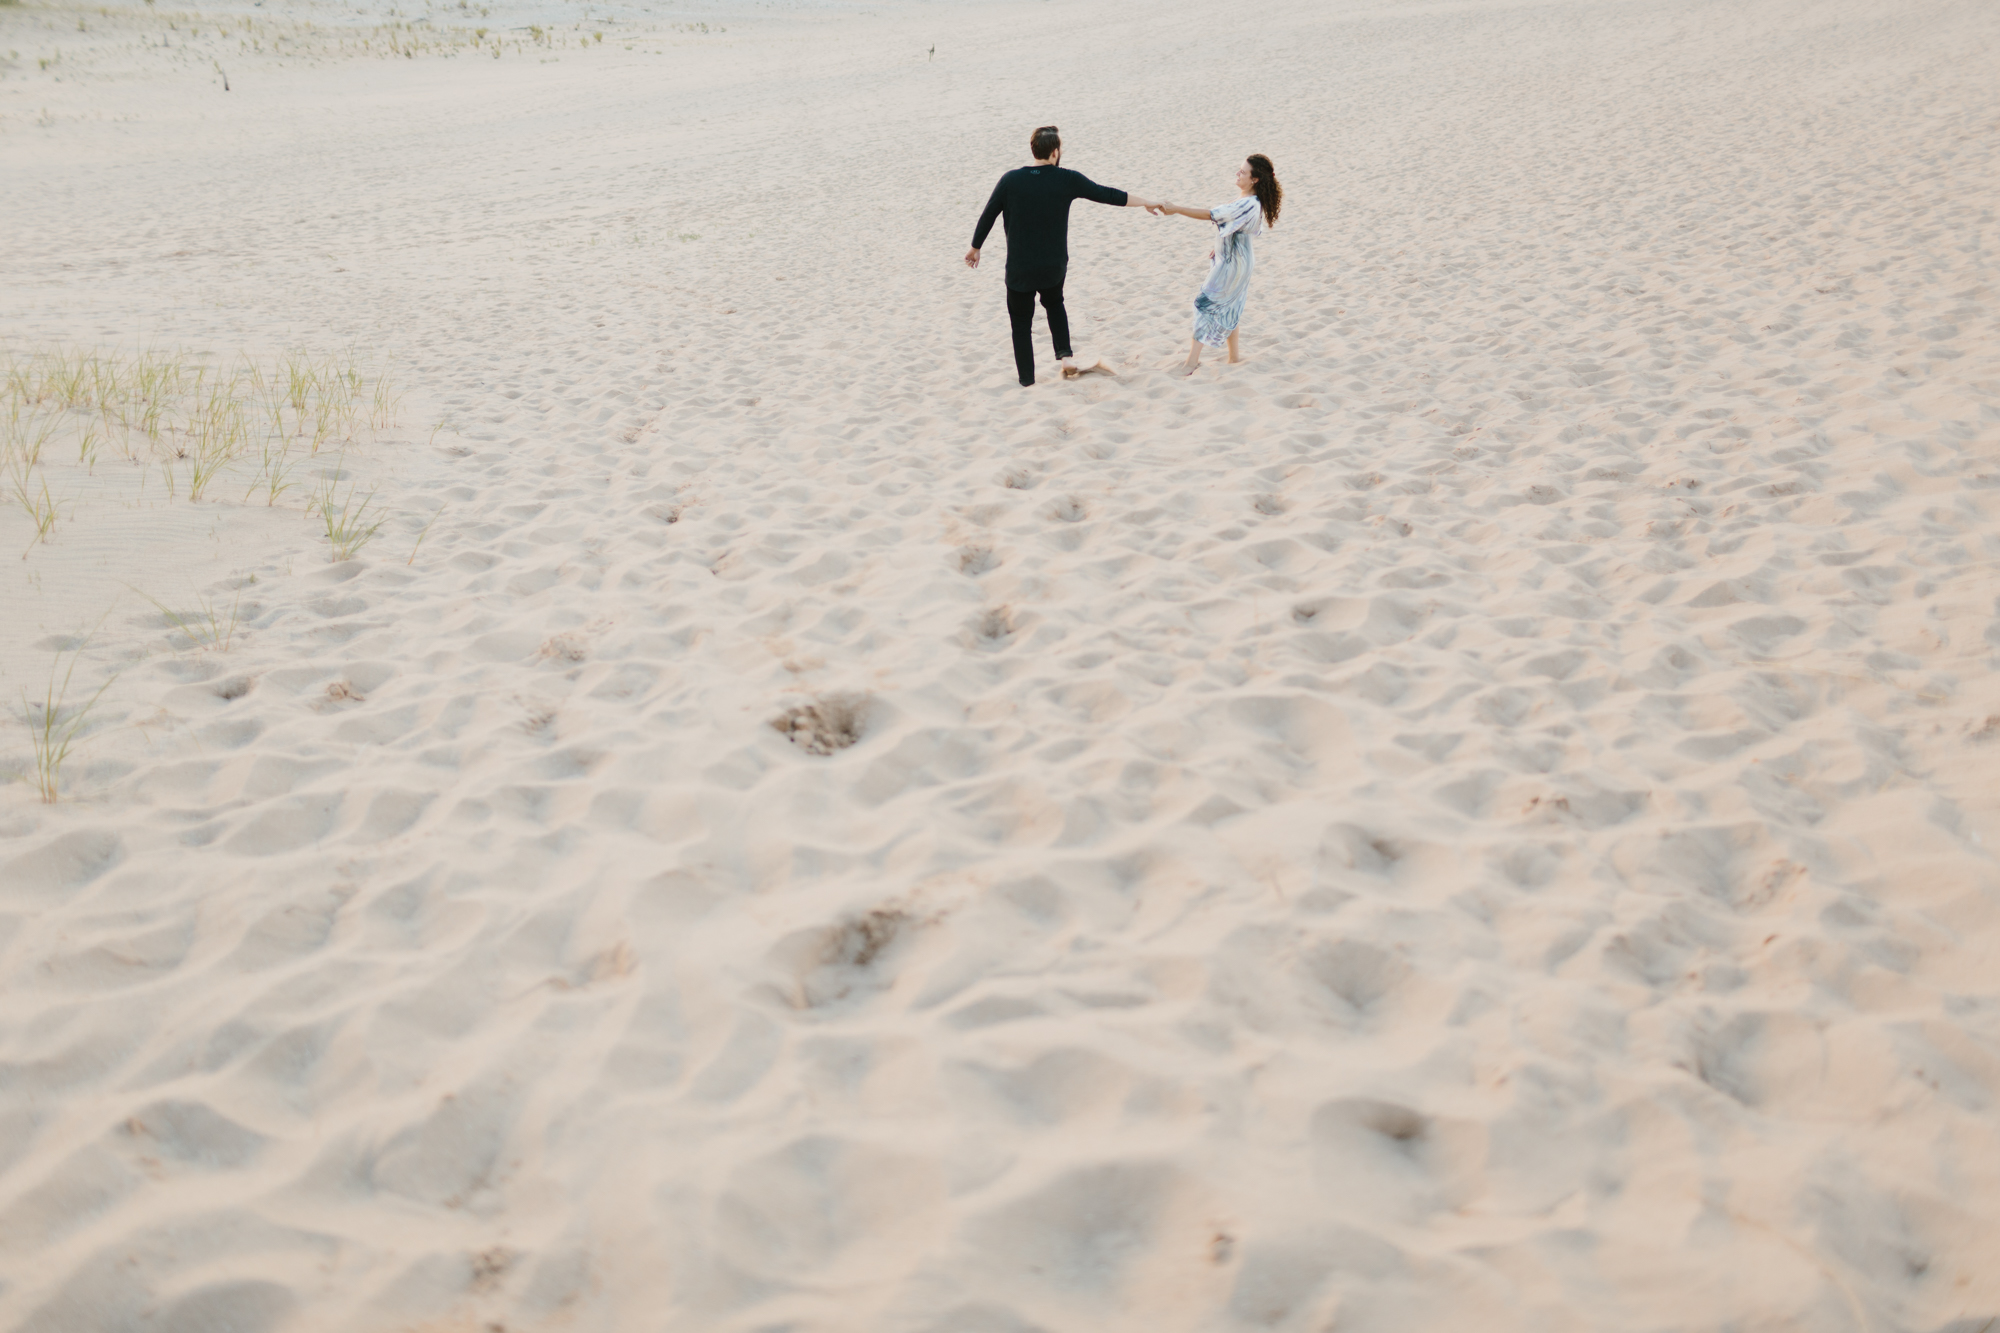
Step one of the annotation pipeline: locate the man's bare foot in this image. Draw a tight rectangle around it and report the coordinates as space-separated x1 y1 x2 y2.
1064 357 1116 378
1060 358 1080 379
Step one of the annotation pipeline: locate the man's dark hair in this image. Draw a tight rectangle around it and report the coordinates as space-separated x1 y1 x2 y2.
1030 125 1061 161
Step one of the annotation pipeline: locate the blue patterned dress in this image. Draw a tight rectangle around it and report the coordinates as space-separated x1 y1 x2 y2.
1192 195 1263 348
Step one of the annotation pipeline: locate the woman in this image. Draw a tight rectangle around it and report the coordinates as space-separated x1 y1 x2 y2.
1150 155 1282 376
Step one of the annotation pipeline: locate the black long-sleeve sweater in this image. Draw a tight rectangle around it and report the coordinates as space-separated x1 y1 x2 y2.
971 164 1129 291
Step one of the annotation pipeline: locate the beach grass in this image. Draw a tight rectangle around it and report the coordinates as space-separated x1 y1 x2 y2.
407 503 445 565
11 468 63 556
21 645 116 804
1 342 399 512
312 460 387 561
2 342 411 582
127 583 244 652
246 437 301 507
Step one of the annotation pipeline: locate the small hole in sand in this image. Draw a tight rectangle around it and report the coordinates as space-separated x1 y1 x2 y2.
770 693 870 755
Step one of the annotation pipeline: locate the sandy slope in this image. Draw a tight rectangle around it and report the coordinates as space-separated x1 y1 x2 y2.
3 0 2000 1329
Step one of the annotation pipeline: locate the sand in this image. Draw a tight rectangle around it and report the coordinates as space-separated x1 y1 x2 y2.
3 0 2000 1328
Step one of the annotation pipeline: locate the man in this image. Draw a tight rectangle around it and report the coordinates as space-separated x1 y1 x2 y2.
966 125 1152 387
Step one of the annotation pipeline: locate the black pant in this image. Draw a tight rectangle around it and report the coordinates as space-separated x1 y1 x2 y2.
1007 282 1071 386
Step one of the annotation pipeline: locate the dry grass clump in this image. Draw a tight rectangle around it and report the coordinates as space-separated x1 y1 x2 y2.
126 583 244 651
1 343 411 562
3 343 398 480
312 466 388 562
20 644 116 804
6 2 703 76
9 464 64 556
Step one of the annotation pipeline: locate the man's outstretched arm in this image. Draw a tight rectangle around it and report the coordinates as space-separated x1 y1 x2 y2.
966 178 1006 268
1073 174 1151 211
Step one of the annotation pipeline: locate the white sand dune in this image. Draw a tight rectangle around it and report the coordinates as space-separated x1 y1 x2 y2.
3 0 2000 1328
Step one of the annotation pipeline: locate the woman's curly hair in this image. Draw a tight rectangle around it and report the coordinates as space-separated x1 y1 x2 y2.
1248 154 1282 227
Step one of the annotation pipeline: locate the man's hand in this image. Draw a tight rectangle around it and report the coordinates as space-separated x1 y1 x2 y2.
965 248 981 268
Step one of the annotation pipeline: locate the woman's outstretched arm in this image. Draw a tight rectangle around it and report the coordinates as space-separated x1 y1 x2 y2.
1146 202 1213 219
